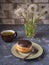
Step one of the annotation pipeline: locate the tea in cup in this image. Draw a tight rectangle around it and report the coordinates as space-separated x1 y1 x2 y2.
1 30 17 42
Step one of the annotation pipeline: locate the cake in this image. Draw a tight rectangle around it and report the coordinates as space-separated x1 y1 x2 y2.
16 40 32 53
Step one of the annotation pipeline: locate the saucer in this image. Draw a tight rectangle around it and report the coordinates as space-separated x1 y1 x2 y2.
11 42 43 59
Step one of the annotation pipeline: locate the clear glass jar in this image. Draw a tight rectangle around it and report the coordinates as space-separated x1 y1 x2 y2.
24 21 36 38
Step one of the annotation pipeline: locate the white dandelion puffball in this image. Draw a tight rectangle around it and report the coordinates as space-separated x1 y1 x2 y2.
28 4 37 13
14 8 24 18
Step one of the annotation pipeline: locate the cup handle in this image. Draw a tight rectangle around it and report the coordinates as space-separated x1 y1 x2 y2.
14 32 17 38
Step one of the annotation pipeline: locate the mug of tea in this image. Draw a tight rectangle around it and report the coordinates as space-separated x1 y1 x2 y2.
0 30 17 42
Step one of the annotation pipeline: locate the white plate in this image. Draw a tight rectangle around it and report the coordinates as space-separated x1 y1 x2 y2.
11 42 43 59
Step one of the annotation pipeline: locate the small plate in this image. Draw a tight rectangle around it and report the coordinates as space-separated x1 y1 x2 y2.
11 42 43 59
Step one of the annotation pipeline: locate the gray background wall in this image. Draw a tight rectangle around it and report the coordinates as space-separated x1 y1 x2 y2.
0 0 49 24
